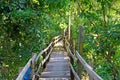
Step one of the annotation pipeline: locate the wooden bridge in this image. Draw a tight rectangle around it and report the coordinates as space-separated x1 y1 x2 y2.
16 35 103 80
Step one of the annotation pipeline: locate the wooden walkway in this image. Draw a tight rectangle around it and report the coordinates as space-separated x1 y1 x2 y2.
39 41 70 80
16 36 103 80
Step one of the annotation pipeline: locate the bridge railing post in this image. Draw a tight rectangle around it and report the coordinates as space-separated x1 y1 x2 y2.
42 52 47 69
78 25 84 79
31 53 37 79
62 30 65 50
46 46 52 66
70 40 75 80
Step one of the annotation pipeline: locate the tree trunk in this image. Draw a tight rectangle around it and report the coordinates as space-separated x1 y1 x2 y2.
68 10 71 41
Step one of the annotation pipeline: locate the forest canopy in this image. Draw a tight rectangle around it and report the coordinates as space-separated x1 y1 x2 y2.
0 0 120 80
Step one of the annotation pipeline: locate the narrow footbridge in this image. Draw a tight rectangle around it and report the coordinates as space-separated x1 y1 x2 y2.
16 35 103 80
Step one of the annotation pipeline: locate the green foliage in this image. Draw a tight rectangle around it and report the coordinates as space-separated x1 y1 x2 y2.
0 0 120 80
71 0 120 79
44 0 70 11
0 0 64 79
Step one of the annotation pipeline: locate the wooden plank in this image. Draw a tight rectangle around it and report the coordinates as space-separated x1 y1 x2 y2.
76 51 103 80
45 65 69 71
40 48 70 79
41 71 70 78
45 61 69 72
47 61 68 66
16 35 63 80
39 78 69 80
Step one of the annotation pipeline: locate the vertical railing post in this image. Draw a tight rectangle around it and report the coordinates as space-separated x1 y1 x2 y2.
63 30 65 49
42 52 46 69
47 46 51 64
31 53 34 78
31 53 37 79
78 25 84 79
63 30 67 50
70 40 74 80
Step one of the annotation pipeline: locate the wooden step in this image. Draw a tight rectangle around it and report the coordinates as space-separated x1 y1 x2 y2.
40 71 70 78
39 78 70 80
39 41 70 80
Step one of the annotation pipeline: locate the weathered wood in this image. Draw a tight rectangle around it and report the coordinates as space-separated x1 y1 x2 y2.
32 73 40 80
69 62 80 80
65 37 75 80
70 40 74 80
39 78 70 80
31 53 37 77
53 37 62 44
41 71 70 78
65 39 70 47
67 46 77 61
17 35 63 80
42 52 47 69
36 63 42 74
36 35 61 63
78 25 84 79
34 48 53 78
52 35 62 44
35 42 53 62
52 35 62 41
76 51 103 80
40 46 70 79
41 48 53 66
16 54 37 80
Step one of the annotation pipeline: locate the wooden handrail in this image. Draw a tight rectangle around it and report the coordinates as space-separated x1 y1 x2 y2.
32 36 61 80
76 51 103 80
65 39 70 46
36 47 53 73
65 38 80 80
35 42 53 62
69 62 80 80
41 48 53 66
35 35 62 62
16 35 61 80
52 35 62 41
64 36 103 80
66 46 77 61
65 38 77 61
16 54 37 80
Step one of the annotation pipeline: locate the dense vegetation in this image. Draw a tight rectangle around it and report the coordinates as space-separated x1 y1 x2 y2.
0 0 120 80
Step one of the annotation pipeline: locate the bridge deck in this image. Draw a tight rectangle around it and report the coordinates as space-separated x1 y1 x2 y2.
39 41 70 80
